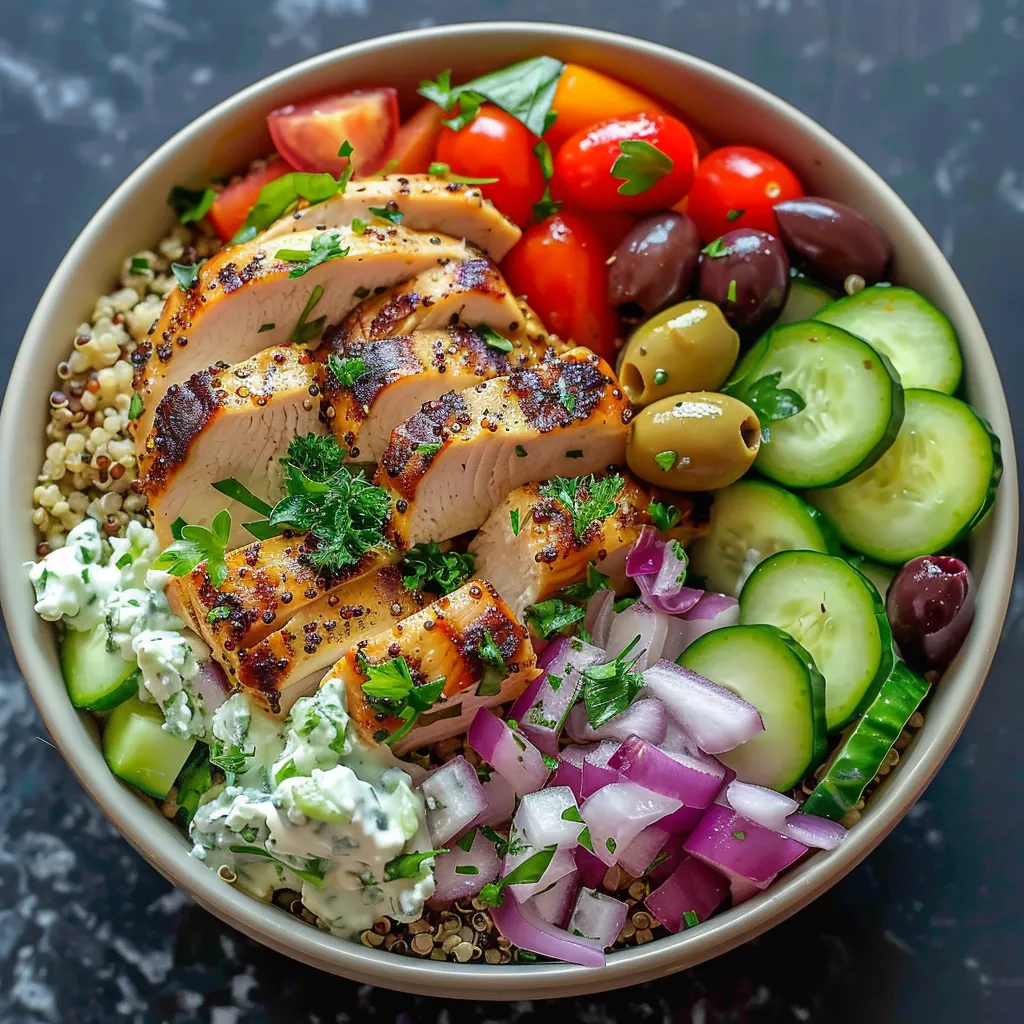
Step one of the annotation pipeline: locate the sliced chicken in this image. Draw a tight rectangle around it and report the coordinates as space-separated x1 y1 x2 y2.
167 535 400 653
376 348 632 547
221 566 424 716
140 345 322 550
321 256 557 358
131 224 477 441
257 175 521 260
320 327 519 461
470 476 714 618
327 579 537 753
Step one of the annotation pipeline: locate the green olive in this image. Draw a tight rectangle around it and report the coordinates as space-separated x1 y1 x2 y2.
618 300 740 408
626 391 761 491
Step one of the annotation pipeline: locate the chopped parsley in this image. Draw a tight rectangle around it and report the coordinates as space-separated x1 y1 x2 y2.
561 561 612 601
682 909 701 928
476 631 507 698
515 445 528 458
611 139 674 196
455 865 480 875
726 370 806 444
129 256 150 275
476 324 514 353
400 542 476 595
171 260 204 292
538 473 625 542
383 848 448 881
648 499 681 532
206 606 233 624
605 837 617 854
476 845 558 907
351 217 368 235
415 442 443 458
542 754 559 772
726 208 746 222
561 806 585 823
258 322 276 333
525 598 585 639
726 279 738 303
732 830 747 841
532 139 562 222
275 231 349 278
577 826 594 852
455 829 477 853
368 202 403 225
127 393 144 421
327 354 367 388
509 508 521 536
230 171 340 244
153 509 232 587
701 237 731 258
289 284 327 343
167 184 216 225
653 450 678 472
581 634 645 729
359 653 446 746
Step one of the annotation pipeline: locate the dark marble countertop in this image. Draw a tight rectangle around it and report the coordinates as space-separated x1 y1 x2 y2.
2 1 1022 1021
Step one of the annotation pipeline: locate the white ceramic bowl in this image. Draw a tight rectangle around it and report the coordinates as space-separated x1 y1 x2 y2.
0 21 1016 1001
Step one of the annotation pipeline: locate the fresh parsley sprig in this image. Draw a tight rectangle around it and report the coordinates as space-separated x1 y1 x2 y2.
231 171 340 245
153 509 232 586
476 631 507 698
477 845 558 907
525 598 585 640
327 354 367 388
726 370 806 443
561 561 612 601
368 202 403 225
648 499 681 532
383 848 448 882
171 260 205 293
275 231 350 278
359 653 446 746
611 140 674 196
538 473 625 543
400 542 476 595
167 184 216 225
582 634 645 729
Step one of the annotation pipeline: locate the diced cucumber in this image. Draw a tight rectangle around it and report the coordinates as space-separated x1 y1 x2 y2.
843 553 895 601
728 321 903 488
689 479 836 597
802 662 929 821
103 696 196 799
678 624 827 791
814 285 962 394
807 389 1002 564
739 551 894 731
775 277 835 326
61 623 139 711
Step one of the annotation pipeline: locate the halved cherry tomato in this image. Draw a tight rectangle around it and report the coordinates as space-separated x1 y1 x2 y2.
389 103 446 174
686 145 803 242
502 212 619 362
268 88 399 177
435 105 545 228
207 160 291 243
546 64 668 151
554 112 698 214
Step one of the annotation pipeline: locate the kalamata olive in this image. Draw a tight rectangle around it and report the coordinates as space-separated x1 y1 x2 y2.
626 391 760 491
618 300 739 407
886 555 975 671
608 212 701 320
773 196 892 288
697 228 790 333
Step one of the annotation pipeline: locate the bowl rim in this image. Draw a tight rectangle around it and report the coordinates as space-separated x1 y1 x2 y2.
0 20 1017 1000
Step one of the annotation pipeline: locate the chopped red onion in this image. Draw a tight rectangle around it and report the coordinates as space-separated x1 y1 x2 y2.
643 660 764 754
617 825 670 877
421 756 488 846
506 845 577 903
584 590 616 650
660 594 740 661
648 837 687 885
192 660 229 714
785 812 848 851
528 870 580 929
581 740 623 799
430 828 501 903
489 890 605 967
509 673 546 726
608 735 725 809
657 805 705 835
725 781 800 833
604 599 669 670
467 710 550 796
626 528 703 615
567 889 630 949
565 698 668 746
471 770 518 829
573 843 609 889
553 744 594 802
581 781 683 867
683 804 807 884
717 864 771 904
514 786 583 849
625 526 663 578
538 636 569 671
644 857 729 932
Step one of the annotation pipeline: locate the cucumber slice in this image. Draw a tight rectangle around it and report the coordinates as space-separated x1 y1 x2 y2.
814 285 962 394
739 551 894 731
103 696 196 799
689 479 836 597
776 277 834 326
678 624 827 791
802 662 929 821
807 389 1002 564
728 321 903 488
61 623 139 711
843 553 895 601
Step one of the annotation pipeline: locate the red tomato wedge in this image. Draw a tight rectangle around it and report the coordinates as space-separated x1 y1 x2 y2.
389 103 446 174
268 88 399 177
206 160 291 243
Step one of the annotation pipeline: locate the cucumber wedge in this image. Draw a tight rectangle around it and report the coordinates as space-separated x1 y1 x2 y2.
802 662 929 821
61 623 139 711
678 624 827 792
776 277 835 326
727 321 904 488
807 389 1002 564
689 479 837 597
814 285 962 394
103 696 196 799
740 551 894 731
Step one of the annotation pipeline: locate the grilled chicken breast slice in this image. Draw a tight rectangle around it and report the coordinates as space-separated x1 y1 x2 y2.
322 256 556 358
469 477 714 618
140 345 322 550
220 566 424 716
131 224 476 441
257 175 521 260
319 326 520 461
168 535 401 653
327 579 537 752
376 348 632 546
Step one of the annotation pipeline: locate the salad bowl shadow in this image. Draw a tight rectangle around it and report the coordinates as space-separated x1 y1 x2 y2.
0 21 1016 1001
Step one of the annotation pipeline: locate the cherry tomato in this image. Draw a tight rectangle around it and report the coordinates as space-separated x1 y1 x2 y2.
435 105 545 227
502 212 619 362
546 64 668 151
207 160 291 243
554 112 698 213
686 145 804 242
268 88 399 177
389 103 446 174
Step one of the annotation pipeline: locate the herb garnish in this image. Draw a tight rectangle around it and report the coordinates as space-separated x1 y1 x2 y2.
167 184 216 225
538 473 625 542
525 598 585 639
275 231 349 278
682 909 700 928
701 237 731 258
532 139 562 222
231 171 340 244
476 631 507 697
153 509 232 586
455 865 480 875
400 542 476 595
562 561 612 601
415 442 442 458
476 324 513 353
561 806 585 823
477 845 558 907
130 256 150 275
611 140 674 196
327 354 367 388
726 279 738 303
206 606 232 624
212 477 273 516
648 499 681 532
289 284 327 343
581 634 645 729
258 322 276 333
368 202 403 225
727 370 806 443
428 162 499 185
359 653 446 746
337 140 355 193
171 260 204 292
542 754 559 772
128 393 144 420
515 445 528 458
456 829 477 853
653 450 677 472
605 837 617 854
726 208 746 222
383 848 448 881
209 741 254 780
509 508 521 537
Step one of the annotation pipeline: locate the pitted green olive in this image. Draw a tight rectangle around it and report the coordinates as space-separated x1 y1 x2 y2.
618 300 740 407
626 391 761 491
